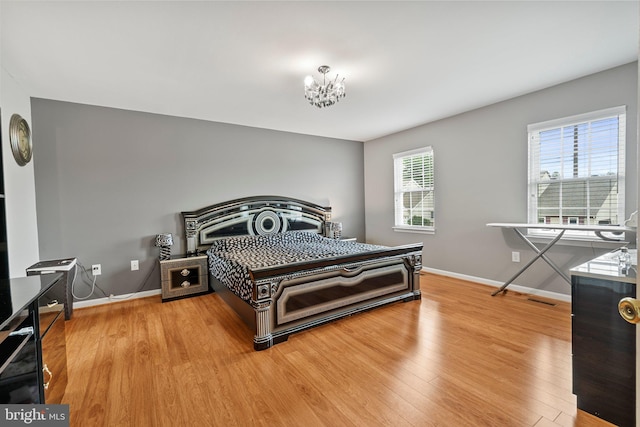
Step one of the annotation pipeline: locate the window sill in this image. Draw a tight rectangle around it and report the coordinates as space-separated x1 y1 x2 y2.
393 226 435 235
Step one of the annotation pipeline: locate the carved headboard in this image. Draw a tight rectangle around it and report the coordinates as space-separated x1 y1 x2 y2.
181 195 332 254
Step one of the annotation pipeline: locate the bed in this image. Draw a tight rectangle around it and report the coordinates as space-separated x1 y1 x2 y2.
182 195 423 351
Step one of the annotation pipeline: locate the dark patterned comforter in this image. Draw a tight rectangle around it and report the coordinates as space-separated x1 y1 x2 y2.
206 231 386 301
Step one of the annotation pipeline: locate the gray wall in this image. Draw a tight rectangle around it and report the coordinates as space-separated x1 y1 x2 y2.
30 100 365 299
364 62 638 297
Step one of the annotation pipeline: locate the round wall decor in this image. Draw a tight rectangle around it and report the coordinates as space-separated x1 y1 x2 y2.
9 114 32 166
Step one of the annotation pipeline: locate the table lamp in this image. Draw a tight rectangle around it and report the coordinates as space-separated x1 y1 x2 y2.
326 222 342 239
155 233 173 260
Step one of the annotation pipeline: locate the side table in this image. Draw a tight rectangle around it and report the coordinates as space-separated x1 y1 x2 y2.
159 254 209 302
26 258 77 320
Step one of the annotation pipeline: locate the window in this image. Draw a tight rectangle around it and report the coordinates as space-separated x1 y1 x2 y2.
528 106 626 238
393 147 435 233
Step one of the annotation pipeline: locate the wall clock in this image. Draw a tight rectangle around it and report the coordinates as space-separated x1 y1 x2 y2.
9 114 32 166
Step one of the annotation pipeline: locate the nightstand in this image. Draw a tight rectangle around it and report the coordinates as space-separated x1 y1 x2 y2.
159 254 209 302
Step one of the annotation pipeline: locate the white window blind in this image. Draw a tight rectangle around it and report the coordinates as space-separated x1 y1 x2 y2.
393 147 435 233
527 106 626 238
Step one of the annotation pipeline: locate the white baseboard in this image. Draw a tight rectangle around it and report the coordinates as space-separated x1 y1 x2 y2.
73 289 161 309
422 267 571 303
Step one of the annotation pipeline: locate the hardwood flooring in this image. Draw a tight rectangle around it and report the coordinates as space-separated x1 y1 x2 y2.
62 273 615 426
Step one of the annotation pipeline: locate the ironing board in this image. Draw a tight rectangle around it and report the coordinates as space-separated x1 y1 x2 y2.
486 223 634 296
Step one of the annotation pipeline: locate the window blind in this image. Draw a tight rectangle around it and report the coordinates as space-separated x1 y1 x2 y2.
528 106 625 235
393 147 435 232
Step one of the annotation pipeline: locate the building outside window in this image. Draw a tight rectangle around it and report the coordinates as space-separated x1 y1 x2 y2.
393 146 435 233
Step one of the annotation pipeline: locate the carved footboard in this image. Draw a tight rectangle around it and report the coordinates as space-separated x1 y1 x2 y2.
248 244 423 350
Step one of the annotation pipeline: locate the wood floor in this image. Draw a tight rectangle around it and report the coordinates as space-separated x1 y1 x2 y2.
62 273 615 426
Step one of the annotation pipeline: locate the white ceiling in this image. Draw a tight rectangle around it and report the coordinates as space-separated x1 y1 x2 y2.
1 1 638 142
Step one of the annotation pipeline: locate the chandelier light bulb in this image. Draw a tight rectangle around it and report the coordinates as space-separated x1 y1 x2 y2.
304 75 315 88
303 65 346 108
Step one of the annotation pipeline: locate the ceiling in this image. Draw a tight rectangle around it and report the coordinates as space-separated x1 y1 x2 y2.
1 1 638 142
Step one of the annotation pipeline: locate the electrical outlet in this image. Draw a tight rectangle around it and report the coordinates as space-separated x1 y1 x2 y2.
92 264 102 275
131 260 139 271
512 252 520 263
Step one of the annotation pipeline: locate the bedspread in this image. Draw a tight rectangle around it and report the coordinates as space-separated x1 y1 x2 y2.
206 231 385 301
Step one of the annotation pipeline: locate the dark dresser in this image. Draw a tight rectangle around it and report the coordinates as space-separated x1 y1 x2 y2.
0 274 66 404
570 250 636 427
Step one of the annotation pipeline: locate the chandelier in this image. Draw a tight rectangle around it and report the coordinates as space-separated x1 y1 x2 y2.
304 65 346 108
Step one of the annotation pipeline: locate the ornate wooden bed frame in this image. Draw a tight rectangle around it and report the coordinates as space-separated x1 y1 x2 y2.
182 195 423 351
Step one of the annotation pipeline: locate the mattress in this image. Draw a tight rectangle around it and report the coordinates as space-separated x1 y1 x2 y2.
206 231 385 301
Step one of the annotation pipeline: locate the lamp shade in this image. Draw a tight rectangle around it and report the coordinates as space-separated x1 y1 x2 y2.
325 222 342 239
155 233 173 247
